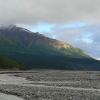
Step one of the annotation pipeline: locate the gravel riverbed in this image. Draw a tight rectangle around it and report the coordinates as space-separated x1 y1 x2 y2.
0 70 100 100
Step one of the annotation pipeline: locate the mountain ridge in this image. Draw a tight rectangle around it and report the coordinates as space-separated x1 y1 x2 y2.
0 25 73 48
0 25 91 58
1 25 100 70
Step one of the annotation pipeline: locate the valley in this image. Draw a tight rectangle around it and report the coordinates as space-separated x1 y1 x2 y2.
1 1 100 100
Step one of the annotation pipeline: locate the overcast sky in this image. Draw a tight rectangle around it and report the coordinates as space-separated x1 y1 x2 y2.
0 0 100 59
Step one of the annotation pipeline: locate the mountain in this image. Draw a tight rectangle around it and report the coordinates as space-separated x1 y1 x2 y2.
0 34 31 54
0 25 100 70
0 55 23 70
0 25 91 58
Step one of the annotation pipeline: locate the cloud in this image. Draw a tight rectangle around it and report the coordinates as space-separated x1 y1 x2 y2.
0 0 100 25
41 23 100 59
1 0 100 59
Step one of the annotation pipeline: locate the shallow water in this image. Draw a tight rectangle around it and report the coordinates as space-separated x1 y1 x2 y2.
0 93 24 100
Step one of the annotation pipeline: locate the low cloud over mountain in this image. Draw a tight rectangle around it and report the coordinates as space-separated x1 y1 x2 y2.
0 0 100 59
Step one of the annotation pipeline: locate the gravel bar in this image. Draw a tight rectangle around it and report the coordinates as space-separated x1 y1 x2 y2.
0 70 100 100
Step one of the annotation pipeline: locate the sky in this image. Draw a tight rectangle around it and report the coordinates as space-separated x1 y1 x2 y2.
0 0 100 59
